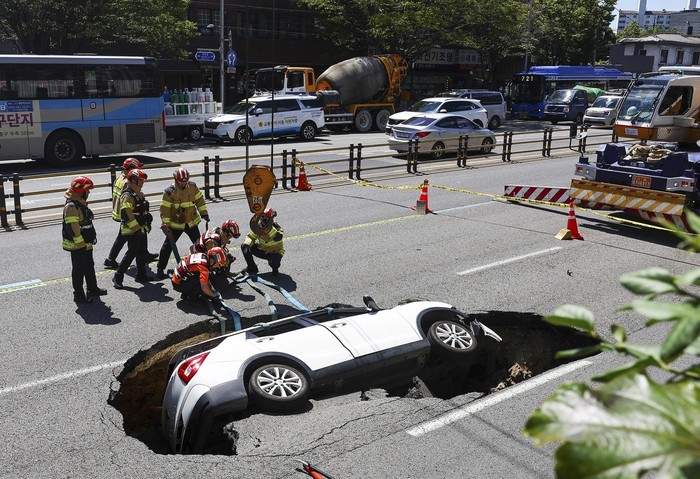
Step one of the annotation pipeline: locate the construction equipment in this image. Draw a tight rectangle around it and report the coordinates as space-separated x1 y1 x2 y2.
254 54 408 132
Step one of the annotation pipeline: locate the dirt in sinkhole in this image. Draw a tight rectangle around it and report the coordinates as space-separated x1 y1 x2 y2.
108 308 599 455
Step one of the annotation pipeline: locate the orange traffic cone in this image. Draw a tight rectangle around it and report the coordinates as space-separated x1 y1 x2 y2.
556 201 584 240
411 179 433 214
297 162 312 191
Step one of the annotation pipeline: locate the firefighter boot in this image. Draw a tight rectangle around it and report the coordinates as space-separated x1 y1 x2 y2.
113 273 125 289
74 291 93 304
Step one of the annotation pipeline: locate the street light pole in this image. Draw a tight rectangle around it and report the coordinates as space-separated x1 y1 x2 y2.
219 0 225 108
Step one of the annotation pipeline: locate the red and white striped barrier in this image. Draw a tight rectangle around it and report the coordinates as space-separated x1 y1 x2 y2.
503 185 570 204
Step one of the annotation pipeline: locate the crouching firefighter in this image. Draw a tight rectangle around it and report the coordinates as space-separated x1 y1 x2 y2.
241 208 284 276
62 176 107 303
170 246 229 303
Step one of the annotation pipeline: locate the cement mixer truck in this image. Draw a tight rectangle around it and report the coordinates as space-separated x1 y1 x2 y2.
254 54 408 132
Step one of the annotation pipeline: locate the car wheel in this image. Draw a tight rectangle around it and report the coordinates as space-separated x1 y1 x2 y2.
235 126 252 145
480 137 494 154
299 121 317 141
44 130 85 166
353 110 373 133
575 113 583 125
188 126 202 141
248 363 309 411
488 115 501 130
373 109 391 131
428 319 478 361
430 141 446 160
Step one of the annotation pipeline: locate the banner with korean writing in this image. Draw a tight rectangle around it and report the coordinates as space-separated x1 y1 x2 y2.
0 100 41 140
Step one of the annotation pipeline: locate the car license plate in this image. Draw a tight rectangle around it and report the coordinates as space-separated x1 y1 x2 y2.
631 175 652 188
519 111 527 119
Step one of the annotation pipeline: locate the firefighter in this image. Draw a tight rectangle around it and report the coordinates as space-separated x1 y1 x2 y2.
113 169 154 289
62 176 107 303
190 219 240 254
156 167 209 279
104 158 158 269
241 208 284 276
170 247 228 303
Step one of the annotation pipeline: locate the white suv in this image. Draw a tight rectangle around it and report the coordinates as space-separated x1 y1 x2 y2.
203 94 325 144
436 90 507 129
385 98 488 134
582 95 623 127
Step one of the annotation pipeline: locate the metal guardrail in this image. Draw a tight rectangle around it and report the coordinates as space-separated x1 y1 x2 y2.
0 125 621 230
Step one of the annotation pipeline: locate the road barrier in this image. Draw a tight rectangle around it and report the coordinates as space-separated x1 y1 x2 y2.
0 125 624 230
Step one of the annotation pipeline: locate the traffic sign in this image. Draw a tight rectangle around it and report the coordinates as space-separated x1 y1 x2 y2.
195 51 216 62
226 50 238 67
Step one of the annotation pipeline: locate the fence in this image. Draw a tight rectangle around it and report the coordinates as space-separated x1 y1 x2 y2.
0 125 621 230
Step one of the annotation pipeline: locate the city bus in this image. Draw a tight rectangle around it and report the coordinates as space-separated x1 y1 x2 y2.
508 65 633 120
0 55 166 166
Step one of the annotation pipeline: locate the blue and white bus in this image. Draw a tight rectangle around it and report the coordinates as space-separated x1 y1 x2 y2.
0 55 166 165
508 65 633 120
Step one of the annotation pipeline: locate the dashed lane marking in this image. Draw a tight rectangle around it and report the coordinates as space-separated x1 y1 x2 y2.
457 246 563 276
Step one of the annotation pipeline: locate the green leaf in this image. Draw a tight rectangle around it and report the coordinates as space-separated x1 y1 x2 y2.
678 269 700 287
685 337 700 356
661 316 700 360
524 374 700 478
593 357 655 382
625 300 700 323
619 268 677 295
611 324 626 343
554 345 602 360
544 305 595 333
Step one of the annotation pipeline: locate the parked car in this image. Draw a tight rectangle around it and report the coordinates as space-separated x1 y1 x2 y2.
387 113 497 160
385 97 488 134
161 296 502 453
436 89 507 129
544 88 590 124
202 94 325 144
582 95 623 127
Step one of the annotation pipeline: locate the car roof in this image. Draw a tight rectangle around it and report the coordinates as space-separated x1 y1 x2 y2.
403 112 473 120
421 97 480 103
246 94 318 101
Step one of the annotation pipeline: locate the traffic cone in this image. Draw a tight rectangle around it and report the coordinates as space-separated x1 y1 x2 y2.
297 161 312 191
556 201 584 240
411 179 433 214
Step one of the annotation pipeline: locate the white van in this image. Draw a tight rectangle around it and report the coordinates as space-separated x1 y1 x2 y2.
436 89 507 129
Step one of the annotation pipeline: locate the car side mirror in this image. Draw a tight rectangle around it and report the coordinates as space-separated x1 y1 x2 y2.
254 108 263 116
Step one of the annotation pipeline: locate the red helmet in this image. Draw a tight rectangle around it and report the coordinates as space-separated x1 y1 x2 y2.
263 207 277 219
122 157 143 171
174 167 190 183
208 246 228 269
127 169 148 183
221 220 240 239
69 176 94 194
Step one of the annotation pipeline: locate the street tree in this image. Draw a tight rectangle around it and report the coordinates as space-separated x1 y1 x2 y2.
530 0 616 65
617 21 678 39
0 0 197 58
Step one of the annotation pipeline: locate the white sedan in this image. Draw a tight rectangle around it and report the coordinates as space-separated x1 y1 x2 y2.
388 113 497 160
161 296 502 453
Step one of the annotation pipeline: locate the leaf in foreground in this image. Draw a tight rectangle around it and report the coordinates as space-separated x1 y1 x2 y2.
524 374 700 478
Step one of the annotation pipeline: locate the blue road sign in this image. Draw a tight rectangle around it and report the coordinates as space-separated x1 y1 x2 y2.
195 51 216 62
226 50 238 67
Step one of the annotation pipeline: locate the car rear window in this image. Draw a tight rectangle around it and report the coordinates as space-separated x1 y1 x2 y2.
471 92 503 105
403 116 436 126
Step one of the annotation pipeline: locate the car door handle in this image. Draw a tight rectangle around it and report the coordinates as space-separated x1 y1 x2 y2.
330 322 347 328
256 337 274 342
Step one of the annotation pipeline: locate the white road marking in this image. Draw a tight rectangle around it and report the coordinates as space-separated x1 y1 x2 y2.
457 246 563 276
405 359 592 437
0 360 125 396
438 201 496 213
0 279 43 293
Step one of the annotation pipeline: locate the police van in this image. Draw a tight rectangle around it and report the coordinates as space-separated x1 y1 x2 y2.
203 94 325 144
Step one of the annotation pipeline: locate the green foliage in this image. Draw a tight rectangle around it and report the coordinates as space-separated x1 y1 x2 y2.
523 212 700 477
617 21 679 39
0 0 197 58
531 0 616 65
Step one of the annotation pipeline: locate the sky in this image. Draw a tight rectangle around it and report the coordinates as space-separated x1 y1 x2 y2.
614 0 689 28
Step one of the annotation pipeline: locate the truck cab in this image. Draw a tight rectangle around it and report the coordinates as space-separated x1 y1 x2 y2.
255 66 316 95
544 88 589 124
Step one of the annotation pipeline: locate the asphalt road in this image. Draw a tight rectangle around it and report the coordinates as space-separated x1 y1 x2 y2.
0 127 693 478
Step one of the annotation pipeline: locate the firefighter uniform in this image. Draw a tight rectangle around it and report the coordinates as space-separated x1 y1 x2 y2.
157 169 209 278
241 215 284 275
170 252 221 302
62 177 106 303
113 170 153 288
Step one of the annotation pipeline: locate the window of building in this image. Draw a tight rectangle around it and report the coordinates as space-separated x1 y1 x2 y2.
694 52 700 65
661 50 668 64
676 50 685 64
639 50 647 56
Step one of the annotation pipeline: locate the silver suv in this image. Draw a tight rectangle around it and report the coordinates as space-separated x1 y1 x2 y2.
385 98 488 134
436 90 506 129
